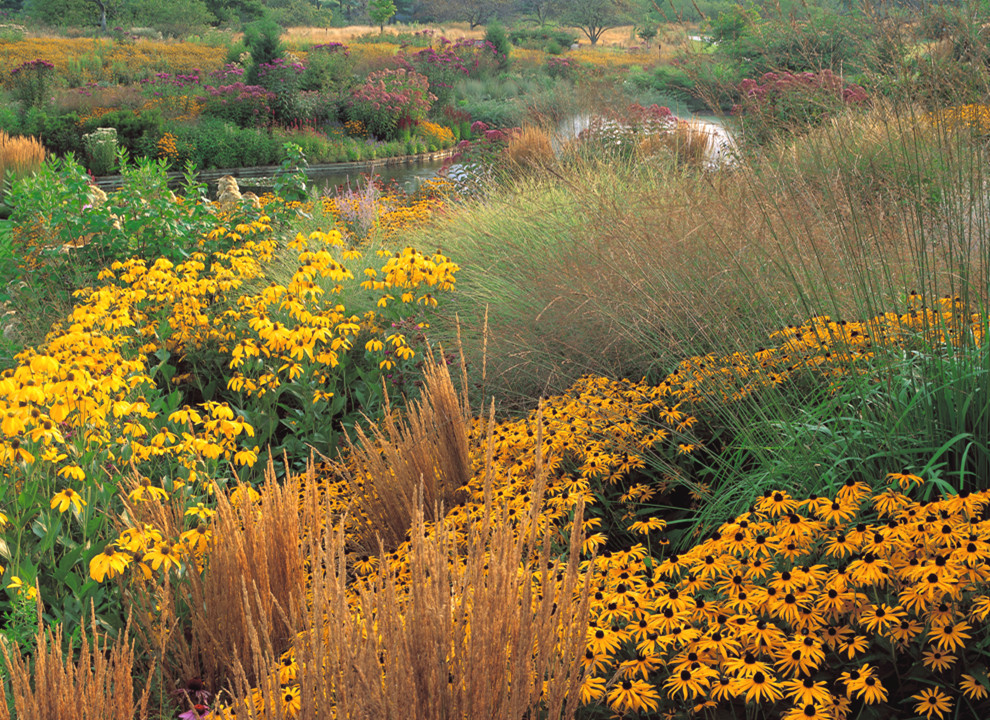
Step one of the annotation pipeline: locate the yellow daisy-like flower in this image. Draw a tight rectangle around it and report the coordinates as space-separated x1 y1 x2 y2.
6 576 37 600
627 516 666 535
89 545 132 582
912 687 953 719
50 488 86 514
280 684 301 718
886 471 924 490
607 677 660 713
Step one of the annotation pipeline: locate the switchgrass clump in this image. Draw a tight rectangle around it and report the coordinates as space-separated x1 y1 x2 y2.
419 101 989 408
0 131 45 189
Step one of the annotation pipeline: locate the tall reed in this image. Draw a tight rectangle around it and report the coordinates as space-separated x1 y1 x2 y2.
127 465 310 694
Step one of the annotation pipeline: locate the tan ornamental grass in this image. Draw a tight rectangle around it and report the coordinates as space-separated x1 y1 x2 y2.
126 464 310 693
0 130 45 188
506 124 555 169
0 606 152 720
236 417 593 720
344 352 472 552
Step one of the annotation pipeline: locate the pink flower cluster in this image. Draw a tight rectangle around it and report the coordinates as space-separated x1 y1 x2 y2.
142 71 203 89
546 56 576 78
10 58 55 76
349 68 435 137
737 69 869 110
312 42 350 56
209 63 246 82
256 57 306 81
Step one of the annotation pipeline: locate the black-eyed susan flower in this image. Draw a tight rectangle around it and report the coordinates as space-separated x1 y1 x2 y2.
912 687 953 719
921 649 957 671
50 488 86 514
89 544 132 582
662 666 713 700
732 670 784 704
853 674 887 704
930 620 972 653
960 674 989 700
607 677 660 713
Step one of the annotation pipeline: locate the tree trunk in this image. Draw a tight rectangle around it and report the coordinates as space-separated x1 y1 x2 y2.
96 0 107 33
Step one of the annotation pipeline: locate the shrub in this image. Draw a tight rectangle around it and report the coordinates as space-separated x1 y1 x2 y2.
300 43 355 95
19 109 83 157
256 56 306 124
734 69 870 144
81 127 118 175
509 27 579 50
79 108 165 158
348 68 434 140
484 20 511 70
546 56 576 79
175 118 280 168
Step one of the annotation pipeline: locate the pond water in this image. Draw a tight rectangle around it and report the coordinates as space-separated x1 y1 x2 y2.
241 110 733 198
239 157 447 198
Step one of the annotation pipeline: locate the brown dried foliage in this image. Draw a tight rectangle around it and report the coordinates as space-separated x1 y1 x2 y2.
345 354 472 551
0 609 152 720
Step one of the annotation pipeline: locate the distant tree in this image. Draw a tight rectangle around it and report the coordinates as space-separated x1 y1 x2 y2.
559 0 632 45
122 0 214 35
244 15 284 82
325 0 363 22
89 0 115 31
25 0 126 31
23 0 82 26
417 0 510 28
368 0 395 31
203 0 264 24
516 0 560 25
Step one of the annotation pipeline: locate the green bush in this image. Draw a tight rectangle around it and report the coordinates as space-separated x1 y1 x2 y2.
79 108 164 159
119 0 214 38
20 109 83 157
484 21 511 70
244 15 285 84
508 27 578 50
171 118 280 169
0 106 22 135
300 45 356 95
